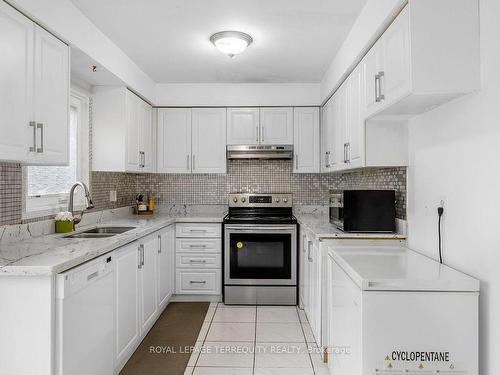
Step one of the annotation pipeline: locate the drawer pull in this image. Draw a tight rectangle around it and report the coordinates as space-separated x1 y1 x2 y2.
189 229 208 233
189 244 207 248
190 280 207 284
189 259 207 263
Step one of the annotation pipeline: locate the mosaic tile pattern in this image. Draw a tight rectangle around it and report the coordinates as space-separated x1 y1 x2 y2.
0 162 22 226
91 161 407 219
90 171 137 210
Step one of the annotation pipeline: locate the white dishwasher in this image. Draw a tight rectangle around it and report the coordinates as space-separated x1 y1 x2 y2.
55 253 114 375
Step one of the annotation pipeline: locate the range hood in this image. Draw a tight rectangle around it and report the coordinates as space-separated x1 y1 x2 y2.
227 145 293 160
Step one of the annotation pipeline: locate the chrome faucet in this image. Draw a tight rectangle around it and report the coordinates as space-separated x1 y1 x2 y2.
68 181 94 227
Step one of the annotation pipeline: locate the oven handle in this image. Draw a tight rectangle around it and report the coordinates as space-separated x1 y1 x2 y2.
224 225 297 232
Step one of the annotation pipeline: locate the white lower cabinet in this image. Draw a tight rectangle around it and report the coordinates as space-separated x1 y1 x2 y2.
157 225 175 308
139 234 159 333
114 241 140 369
175 223 222 296
114 225 174 373
300 229 322 345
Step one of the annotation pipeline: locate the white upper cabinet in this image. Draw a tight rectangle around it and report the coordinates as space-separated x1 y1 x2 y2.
260 107 293 144
0 2 69 165
363 1 479 119
227 108 260 145
33 25 69 165
227 107 294 145
293 107 319 173
321 97 337 173
158 108 226 174
92 87 153 172
191 108 227 173
157 108 192 173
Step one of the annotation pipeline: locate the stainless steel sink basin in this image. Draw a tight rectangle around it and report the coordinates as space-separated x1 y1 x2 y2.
65 226 136 239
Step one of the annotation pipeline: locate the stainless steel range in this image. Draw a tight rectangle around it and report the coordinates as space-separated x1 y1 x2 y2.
223 193 297 305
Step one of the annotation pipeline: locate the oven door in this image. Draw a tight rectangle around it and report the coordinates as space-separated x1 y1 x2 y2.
224 225 297 286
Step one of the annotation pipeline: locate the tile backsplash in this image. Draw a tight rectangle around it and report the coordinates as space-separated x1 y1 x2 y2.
0 160 407 226
93 161 407 219
0 162 22 226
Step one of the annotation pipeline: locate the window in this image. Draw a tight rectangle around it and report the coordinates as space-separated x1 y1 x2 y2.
23 90 90 219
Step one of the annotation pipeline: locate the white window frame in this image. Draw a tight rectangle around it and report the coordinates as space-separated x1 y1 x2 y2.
23 88 90 219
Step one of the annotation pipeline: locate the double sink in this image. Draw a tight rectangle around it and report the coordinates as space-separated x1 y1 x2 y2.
65 226 136 239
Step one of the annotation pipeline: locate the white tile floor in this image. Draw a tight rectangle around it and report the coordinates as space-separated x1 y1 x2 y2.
184 303 330 375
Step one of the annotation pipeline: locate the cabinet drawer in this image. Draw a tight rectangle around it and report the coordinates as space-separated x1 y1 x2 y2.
176 253 221 269
176 223 221 238
175 269 221 294
176 238 221 253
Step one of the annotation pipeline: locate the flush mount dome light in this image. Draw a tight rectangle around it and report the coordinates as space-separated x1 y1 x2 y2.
209 31 253 57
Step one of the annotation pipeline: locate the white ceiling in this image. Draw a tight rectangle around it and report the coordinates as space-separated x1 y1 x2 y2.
70 0 368 84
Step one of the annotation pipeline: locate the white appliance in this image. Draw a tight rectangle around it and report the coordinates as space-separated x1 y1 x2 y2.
326 245 479 375
55 253 114 375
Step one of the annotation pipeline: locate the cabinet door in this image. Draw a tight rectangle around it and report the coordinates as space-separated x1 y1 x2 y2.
260 107 293 144
157 226 174 308
226 108 259 145
33 25 69 165
363 40 384 117
293 107 319 173
382 5 411 105
115 242 140 366
347 66 365 169
157 108 192 173
140 101 153 172
299 232 309 308
310 241 322 344
321 97 336 172
139 235 158 333
0 2 34 162
125 93 140 171
338 82 349 169
192 108 227 173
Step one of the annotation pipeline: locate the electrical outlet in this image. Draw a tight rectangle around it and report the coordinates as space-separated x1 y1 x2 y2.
109 190 117 202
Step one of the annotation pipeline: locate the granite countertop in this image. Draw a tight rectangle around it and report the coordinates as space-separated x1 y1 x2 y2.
294 211 407 240
0 209 226 277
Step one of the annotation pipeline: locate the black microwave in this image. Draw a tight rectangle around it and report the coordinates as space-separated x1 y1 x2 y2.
329 190 396 233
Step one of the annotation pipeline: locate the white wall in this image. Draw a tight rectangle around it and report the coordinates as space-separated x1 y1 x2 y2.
7 0 156 103
320 0 405 103
407 0 500 373
155 83 321 107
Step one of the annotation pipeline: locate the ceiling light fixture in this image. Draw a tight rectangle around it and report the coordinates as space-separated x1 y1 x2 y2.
209 31 253 58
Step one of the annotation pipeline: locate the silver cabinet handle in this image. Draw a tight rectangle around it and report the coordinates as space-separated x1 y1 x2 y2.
261 125 265 142
256 126 259 142
307 241 313 262
189 229 207 233
375 71 385 102
190 280 207 284
186 154 190 171
295 154 299 170
189 259 207 263
344 143 348 163
140 244 145 266
192 154 196 171
347 143 351 163
158 235 162 254
36 123 43 153
29 121 36 152
325 151 331 168
138 245 143 269
189 244 207 248
142 151 146 167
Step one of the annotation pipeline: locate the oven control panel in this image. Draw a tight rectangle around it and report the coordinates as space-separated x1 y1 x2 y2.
228 193 293 208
